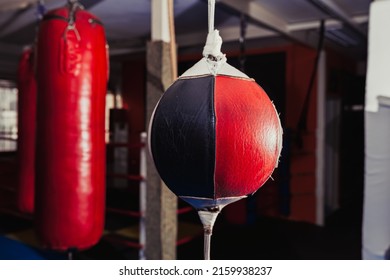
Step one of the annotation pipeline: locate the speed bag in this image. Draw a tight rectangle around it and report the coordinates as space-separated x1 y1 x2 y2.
35 6 108 251
16 47 37 214
150 70 283 209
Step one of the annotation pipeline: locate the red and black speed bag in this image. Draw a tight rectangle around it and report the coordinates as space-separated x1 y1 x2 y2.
35 6 108 250
150 73 282 208
16 47 37 214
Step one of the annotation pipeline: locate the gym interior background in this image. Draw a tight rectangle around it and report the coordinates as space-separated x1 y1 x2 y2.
0 0 372 259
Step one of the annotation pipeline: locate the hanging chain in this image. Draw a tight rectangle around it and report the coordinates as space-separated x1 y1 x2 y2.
67 0 83 27
67 0 79 5
64 0 84 42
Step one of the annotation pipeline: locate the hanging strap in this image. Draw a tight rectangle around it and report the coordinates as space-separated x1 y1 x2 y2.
203 0 226 75
208 0 215 33
296 20 325 147
297 20 325 130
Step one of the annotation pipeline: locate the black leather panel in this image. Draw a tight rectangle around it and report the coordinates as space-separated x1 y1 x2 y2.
151 75 216 198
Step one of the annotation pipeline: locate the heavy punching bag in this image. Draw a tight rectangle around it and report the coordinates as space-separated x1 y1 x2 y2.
35 1 108 251
17 47 37 214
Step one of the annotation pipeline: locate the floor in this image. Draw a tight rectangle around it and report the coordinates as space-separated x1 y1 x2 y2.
0 200 362 260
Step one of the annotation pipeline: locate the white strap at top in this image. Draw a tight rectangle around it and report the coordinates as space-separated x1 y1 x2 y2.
208 0 216 34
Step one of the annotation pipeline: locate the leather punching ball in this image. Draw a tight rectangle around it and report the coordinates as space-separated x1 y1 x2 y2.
17 47 37 214
149 31 283 210
35 3 108 250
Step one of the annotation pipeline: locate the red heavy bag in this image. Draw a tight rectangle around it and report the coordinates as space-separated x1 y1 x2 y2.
17 47 37 214
35 3 108 250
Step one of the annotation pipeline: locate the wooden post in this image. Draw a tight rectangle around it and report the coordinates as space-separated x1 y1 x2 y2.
145 0 178 260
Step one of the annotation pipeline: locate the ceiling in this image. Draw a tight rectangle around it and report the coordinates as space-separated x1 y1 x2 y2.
0 0 371 80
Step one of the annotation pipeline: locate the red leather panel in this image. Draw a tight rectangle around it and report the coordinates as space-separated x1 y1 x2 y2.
35 7 108 251
17 47 37 214
214 76 282 198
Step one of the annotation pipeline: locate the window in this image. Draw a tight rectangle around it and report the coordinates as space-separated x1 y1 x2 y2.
0 80 18 152
105 91 123 143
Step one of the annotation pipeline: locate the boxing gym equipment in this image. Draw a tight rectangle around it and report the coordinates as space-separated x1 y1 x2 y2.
105 132 148 259
35 0 108 251
16 47 37 214
149 0 283 259
105 132 198 259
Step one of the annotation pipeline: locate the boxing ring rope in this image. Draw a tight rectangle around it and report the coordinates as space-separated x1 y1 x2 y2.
0 135 17 151
0 137 17 141
106 142 145 149
106 173 144 182
0 129 198 258
104 132 199 259
103 132 147 258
